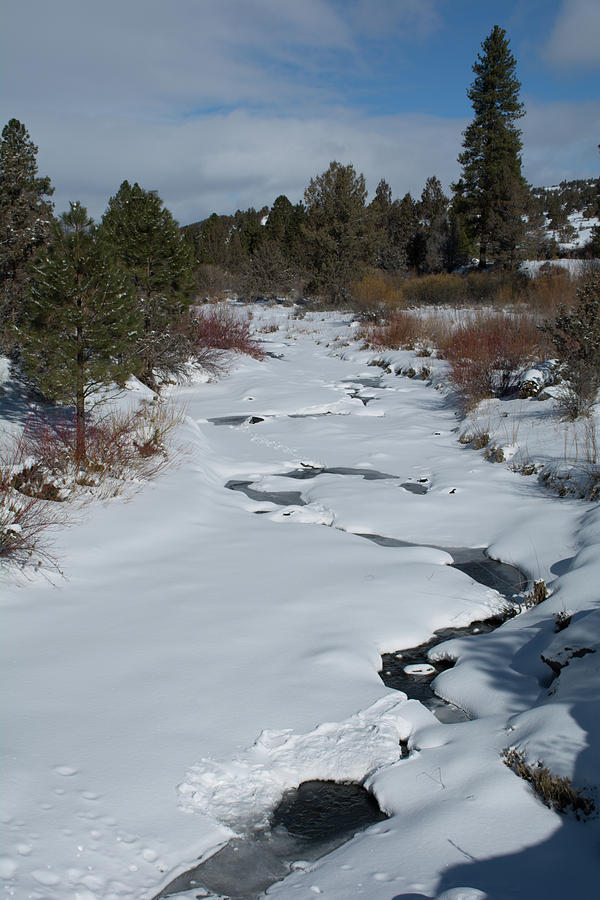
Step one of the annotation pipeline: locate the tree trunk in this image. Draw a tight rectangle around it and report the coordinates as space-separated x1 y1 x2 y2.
75 386 86 463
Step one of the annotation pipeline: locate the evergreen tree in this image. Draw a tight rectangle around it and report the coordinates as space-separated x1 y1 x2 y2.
17 203 140 459
370 179 397 271
194 213 231 266
544 269 600 418
0 119 54 349
444 211 474 270
231 207 268 260
452 26 529 268
239 240 296 300
388 192 419 272
417 176 450 273
265 195 306 263
303 161 373 304
97 181 196 385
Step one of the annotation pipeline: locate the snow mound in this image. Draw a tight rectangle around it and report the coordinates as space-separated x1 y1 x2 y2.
178 696 413 833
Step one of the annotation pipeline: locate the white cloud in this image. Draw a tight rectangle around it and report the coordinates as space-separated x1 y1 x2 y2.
521 98 600 185
1 1 596 227
1 0 356 118
23 106 463 223
544 0 600 68
350 0 441 39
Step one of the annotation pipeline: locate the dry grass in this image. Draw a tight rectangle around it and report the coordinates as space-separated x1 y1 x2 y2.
351 271 404 318
525 267 579 319
502 748 595 819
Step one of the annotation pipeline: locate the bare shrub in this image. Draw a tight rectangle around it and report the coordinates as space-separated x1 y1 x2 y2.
362 310 422 350
351 271 404 318
7 400 185 500
416 312 455 355
196 264 230 300
445 312 543 408
190 304 265 360
400 271 527 308
502 748 595 819
0 462 60 567
525 267 578 319
401 273 467 307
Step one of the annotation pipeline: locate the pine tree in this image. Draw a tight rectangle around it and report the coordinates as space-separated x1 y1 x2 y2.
388 192 419 273
544 270 600 418
17 203 140 460
265 195 306 264
452 26 529 268
97 181 196 385
0 119 54 349
417 176 450 273
302 161 373 304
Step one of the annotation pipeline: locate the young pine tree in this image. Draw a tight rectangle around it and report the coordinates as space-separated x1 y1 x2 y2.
452 26 529 269
98 181 196 385
0 119 54 349
17 203 141 460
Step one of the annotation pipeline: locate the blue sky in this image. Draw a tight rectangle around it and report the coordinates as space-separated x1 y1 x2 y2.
1 0 598 225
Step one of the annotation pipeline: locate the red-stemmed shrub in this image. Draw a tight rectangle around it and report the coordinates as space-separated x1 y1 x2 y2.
190 304 265 360
362 310 422 349
445 313 544 407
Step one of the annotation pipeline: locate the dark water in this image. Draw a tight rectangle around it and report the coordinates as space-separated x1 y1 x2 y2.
225 467 430 510
281 464 396 481
272 780 387 840
208 415 257 426
378 548 526 722
341 376 388 389
225 480 307 507
154 781 387 900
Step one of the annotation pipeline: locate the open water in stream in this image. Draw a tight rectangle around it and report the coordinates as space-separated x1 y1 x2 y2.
153 474 527 899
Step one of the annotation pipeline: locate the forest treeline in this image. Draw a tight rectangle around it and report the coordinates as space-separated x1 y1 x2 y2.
184 172 600 305
1 25 599 414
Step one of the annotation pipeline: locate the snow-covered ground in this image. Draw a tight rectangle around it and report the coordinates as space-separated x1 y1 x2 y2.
2 306 599 900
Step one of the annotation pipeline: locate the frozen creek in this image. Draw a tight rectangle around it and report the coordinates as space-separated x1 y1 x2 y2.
3 308 598 900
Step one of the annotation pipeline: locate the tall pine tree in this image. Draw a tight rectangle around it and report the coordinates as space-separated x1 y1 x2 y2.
303 161 373 304
98 181 196 385
452 26 528 269
17 203 140 460
0 119 54 349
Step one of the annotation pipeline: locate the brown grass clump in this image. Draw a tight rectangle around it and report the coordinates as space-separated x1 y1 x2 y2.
502 748 595 819
401 271 527 308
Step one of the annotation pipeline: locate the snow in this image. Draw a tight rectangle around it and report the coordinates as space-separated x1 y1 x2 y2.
2 305 600 899
520 258 600 277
